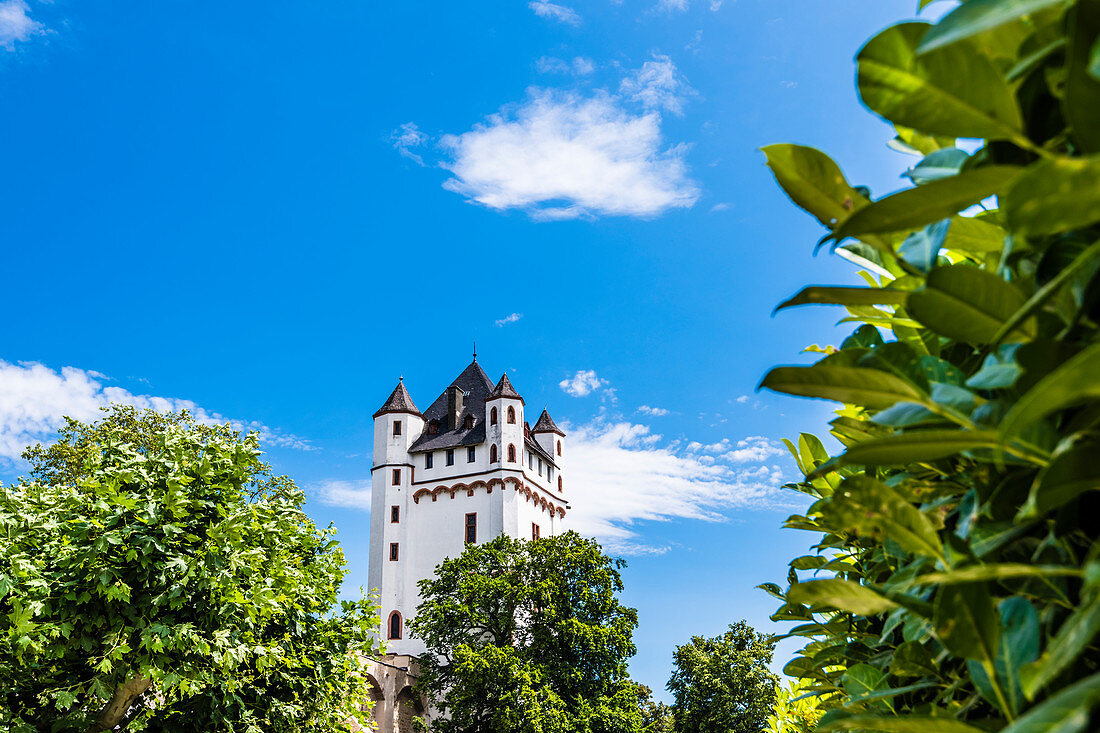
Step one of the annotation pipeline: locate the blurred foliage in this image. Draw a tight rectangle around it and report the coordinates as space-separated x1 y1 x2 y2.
0 406 381 732
766 678 826 733
758 1 1100 731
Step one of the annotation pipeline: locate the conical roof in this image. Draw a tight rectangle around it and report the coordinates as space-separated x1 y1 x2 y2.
532 409 564 436
486 373 524 404
373 380 421 418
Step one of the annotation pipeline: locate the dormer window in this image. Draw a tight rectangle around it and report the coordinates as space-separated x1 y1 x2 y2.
463 414 474 430
490 407 498 425
428 420 440 435
507 407 516 424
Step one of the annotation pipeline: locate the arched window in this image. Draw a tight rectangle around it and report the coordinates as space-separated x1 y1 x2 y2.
388 611 402 640
556 440 562 456
428 420 440 435
490 407 498 425
507 406 516 424
463 414 474 430
490 444 498 463
558 476 563 491
508 444 516 463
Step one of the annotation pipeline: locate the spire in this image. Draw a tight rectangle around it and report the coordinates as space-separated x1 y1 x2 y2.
486 373 524 404
532 409 564 436
373 380 421 418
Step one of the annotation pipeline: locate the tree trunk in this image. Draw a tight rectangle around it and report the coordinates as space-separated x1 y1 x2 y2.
88 676 151 732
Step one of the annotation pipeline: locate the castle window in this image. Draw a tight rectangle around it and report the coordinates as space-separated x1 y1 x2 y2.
538 458 543 476
392 469 401 486
558 476 563 492
388 611 402 640
393 421 401 436
425 452 433 469
508 444 516 463
467 446 476 463
391 505 400 523
463 415 474 430
490 444 498 463
507 407 516 424
465 513 477 544
529 453 534 469
557 440 561 456
532 523 540 540
389 543 399 561
446 449 455 466
548 468 553 482
491 407 498 425
428 420 440 435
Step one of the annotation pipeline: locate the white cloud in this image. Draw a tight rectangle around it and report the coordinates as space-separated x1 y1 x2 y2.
313 479 372 510
439 88 699 220
495 312 523 327
656 0 690 11
391 122 428 165
572 56 595 75
710 202 730 212
636 405 669 416
535 56 594 75
565 420 794 554
735 394 750 403
0 0 42 51
721 436 784 463
529 0 581 25
0 360 312 465
619 54 695 116
710 0 724 10
559 369 607 397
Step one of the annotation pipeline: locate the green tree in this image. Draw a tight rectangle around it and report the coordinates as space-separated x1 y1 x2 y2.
0 406 381 732
635 683 675 733
666 621 778 733
756 0 1100 730
408 531 642 733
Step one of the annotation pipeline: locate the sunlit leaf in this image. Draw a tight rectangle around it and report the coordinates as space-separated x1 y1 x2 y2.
917 0 1069 53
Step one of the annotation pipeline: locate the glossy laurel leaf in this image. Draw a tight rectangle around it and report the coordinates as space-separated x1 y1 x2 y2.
1002 155 1100 236
774 286 910 312
759 366 926 409
908 264 1036 344
917 0 1069 53
787 579 899 615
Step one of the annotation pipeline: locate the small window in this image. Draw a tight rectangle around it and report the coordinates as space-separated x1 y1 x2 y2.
532 523 540 540
388 611 402 640
558 476 563 491
548 467 553 482
529 453 534 469
428 420 440 435
538 458 543 476
557 440 562 456
490 407 498 425
463 415 474 429
467 446 476 463
389 543 399 561
490 444 498 463
391 505 400 523
465 513 477 544
425 452 433 469
508 444 516 463
446 449 455 466
392 468 401 486
393 421 401 436
507 406 516 424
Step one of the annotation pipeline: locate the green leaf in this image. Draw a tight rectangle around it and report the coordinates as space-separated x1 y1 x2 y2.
1090 37 1100 80
934 583 999 664
761 144 870 230
1002 155 1100 236
1064 1 1100 153
1001 670 1100 733
890 641 940 678
905 564 1082 586
843 663 888 699
819 716 987 733
857 23 1024 140
904 148 970 185
899 219 950 272
908 264 1035 344
759 366 926 409
966 345 1023 389
774 287 910 312
1019 440 1100 518
825 477 946 561
943 215 1006 253
839 430 1002 465
917 0 1068 53
891 125 956 156
995 239 1100 345
1020 594 1100 698
1000 343 1100 439
832 166 1019 240
787 579 899 615
997 597 1040 716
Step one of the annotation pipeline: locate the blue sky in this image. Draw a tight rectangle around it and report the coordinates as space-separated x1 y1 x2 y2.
2 0 927 700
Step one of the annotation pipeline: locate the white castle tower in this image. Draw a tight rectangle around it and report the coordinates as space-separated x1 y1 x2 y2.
367 356 568 660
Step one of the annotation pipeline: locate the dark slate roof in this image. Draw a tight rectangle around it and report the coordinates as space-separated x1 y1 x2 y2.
532 409 564 436
486 373 524 404
409 360 495 453
373 380 421 418
525 435 557 468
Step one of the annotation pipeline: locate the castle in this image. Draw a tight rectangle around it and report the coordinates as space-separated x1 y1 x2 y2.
363 357 568 731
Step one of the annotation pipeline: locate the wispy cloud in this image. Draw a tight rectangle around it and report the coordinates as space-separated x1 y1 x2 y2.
391 122 428 165
529 0 581 25
619 54 696 116
0 360 312 466
565 420 793 554
710 202 730 212
495 312 523 327
535 55 595 75
656 0 690 11
637 405 669 416
0 0 43 51
313 479 372 510
559 369 608 397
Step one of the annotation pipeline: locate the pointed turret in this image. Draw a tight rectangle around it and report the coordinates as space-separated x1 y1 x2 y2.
532 409 564 436
373 380 421 418
486 373 524 404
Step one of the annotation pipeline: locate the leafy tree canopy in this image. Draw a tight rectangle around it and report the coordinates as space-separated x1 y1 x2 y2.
0 405 381 733
408 531 642 733
634 683 674 733
666 620 779 733
758 0 1100 731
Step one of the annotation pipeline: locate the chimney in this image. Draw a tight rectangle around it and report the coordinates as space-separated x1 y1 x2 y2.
447 386 464 430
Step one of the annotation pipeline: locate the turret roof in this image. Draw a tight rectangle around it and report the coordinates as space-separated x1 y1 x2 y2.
532 409 564 436
373 380 421 418
486 373 524 403
408 359 495 453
